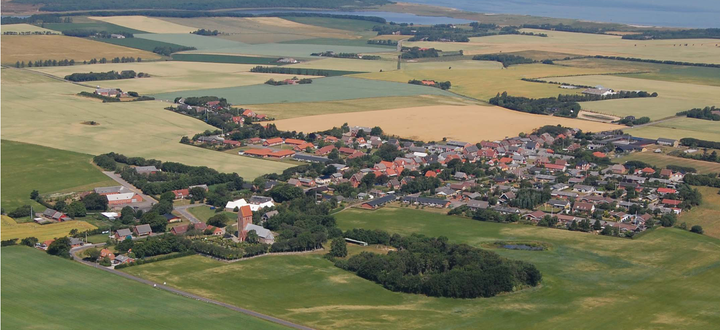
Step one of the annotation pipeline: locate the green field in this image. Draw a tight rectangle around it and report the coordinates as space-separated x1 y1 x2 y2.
123 206 720 329
679 186 720 239
171 53 283 64
188 205 237 223
280 38 395 48
97 37 192 52
153 76 455 106
627 117 720 142
0 246 286 330
557 58 720 87
1 140 116 212
283 17 381 32
614 150 720 174
43 21 148 34
1 23 58 34
1 68 292 179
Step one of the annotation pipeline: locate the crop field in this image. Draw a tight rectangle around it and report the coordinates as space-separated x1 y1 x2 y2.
159 17 365 44
680 186 720 239
171 53 282 65
0 35 161 64
1 140 117 212
1 68 292 179
1 215 97 241
88 16 196 34
284 16 381 32
97 37 193 53
253 95 479 120
280 38 395 49
549 75 720 120
557 58 720 87
31 61 312 94
614 150 720 175
271 104 620 142
0 23 57 34
627 117 720 142
405 29 720 64
1 247 285 330
288 57 399 72
153 76 454 106
124 207 720 329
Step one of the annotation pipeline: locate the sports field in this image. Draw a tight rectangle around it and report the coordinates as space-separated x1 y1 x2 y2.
271 104 620 142
88 16 196 33
124 207 720 329
550 75 720 120
680 186 720 239
1 215 97 241
1 140 117 212
1 246 286 330
627 117 720 142
614 150 720 174
1 68 292 179
1 23 57 34
153 76 454 106
0 35 161 64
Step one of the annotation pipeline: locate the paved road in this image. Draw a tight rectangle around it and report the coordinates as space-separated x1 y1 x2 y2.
71 245 313 330
102 171 157 207
174 204 207 224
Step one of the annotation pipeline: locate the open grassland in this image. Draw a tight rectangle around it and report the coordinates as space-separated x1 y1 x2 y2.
0 35 160 64
1 247 286 330
1 23 57 34
614 150 720 174
549 75 720 120
271 104 620 142
1 68 292 179
680 186 720 239
159 17 364 44
124 207 720 329
1 140 117 212
30 61 312 94
153 76 454 106
627 117 720 142
354 63 619 101
88 16 196 34
557 58 720 87
405 29 720 64
253 95 478 120
1 216 97 241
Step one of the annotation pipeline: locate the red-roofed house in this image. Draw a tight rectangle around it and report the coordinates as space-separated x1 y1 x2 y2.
657 188 677 194
244 149 273 158
263 137 283 146
294 142 315 151
224 140 242 147
662 199 681 206
425 170 437 178
315 145 336 156
172 189 190 200
339 147 356 155
232 116 244 124
242 109 256 117
544 163 566 172
284 138 306 145
592 151 607 158
268 149 295 159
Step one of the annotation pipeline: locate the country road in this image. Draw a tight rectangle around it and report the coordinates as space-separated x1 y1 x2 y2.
70 245 313 330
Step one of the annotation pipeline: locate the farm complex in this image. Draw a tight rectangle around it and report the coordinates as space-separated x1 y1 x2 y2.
2 1 720 329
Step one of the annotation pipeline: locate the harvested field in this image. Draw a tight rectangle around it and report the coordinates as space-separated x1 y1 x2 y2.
88 16 196 34
0 35 160 64
153 76 454 106
615 151 720 175
1 216 97 242
271 104 621 142
1 23 57 34
627 117 720 142
1 68 291 179
160 17 362 44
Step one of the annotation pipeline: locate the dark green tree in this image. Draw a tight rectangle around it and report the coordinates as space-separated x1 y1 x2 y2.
330 237 348 258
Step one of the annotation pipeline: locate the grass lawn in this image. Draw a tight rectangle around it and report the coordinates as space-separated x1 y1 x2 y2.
1 215 97 241
86 233 112 244
1 140 117 212
124 206 720 329
627 117 720 142
680 186 720 239
188 205 236 223
614 150 720 174
1 68 292 179
0 246 286 330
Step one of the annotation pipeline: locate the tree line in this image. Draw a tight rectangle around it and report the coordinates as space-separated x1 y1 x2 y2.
472 54 536 67
592 55 720 69
367 39 398 46
408 79 451 90
191 29 220 36
622 28 720 40
335 232 542 298
310 51 381 60
489 92 581 118
676 106 720 121
400 47 439 59
265 78 312 85
64 70 142 82
680 138 720 149
62 30 133 38
250 66 347 77
153 46 197 56
26 0 391 12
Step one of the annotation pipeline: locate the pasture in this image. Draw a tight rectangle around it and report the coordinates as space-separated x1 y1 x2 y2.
1 140 116 212
550 75 720 120
124 207 720 329
614 150 720 174
680 186 720 239
1 23 57 34
557 58 720 87
0 35 160 64
1 68 292 179
1 215 96 241
88 16 196 34
626 117 720 142
1 246 285 330
271 104 620 142
152 76 455 106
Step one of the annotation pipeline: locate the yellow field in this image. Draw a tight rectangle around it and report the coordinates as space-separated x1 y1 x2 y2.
1 215 97 242
680 187 720 239
627 117 720 142
549 75 720 120
88 16 196 34
0 35 161 64
1 23 57 34
405 29 720 64
271 104 621 142
160 17 364 44
1 68 292 179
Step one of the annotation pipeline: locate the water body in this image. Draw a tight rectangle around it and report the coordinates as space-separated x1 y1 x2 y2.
233 10 472 25
405 0 720 28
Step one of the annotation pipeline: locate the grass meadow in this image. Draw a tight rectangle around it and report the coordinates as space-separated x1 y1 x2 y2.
1 35 161 64
679 186 720 239
123 207 720 329
627 117 720 142
1 23 57 34
1 246 286 330
171 53 282 65
557 58 720 87
615 150 720 174
1 68 292 179
1 215 97 242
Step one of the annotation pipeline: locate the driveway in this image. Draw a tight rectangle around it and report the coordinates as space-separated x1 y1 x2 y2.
174 204 206 224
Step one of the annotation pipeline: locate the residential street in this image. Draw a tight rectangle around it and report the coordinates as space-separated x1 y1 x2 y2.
173 204 206 224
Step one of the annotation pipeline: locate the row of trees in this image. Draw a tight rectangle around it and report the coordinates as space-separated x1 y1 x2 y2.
250 66 341 77
400 47 439 59
622 28 720 40
310 51 381 60
676 106 720 121
62 30 133 38
191 29 220 36
265 78 312 85
367 39 397 46
472 54 536 67
64 70 140 82
30 0 391 12
592 55 720 69
153 45 197 56
680 138 720 149
408 79 451 90
489 92 581 118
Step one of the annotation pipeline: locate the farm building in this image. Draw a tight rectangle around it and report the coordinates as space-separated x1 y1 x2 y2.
94 186 128 195
361 194 396 209
106 193 143 206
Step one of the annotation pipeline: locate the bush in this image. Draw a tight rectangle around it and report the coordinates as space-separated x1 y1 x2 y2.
690 225 704 234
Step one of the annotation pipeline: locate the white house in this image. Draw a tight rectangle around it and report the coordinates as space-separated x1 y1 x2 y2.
225 198 274 211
